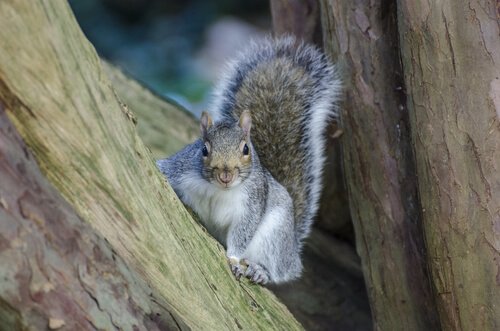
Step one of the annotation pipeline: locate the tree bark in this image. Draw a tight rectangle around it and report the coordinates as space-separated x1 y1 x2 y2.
0 106 185 330
318 0 440 329
398 0 500 329
270 0 323 46
102 63 199 158
0 1 302 329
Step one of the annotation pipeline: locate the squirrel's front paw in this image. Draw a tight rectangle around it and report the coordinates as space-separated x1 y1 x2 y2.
241 259 270 285
227 256 247 280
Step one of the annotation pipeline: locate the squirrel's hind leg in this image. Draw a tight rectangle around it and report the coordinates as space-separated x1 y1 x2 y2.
242 206 302 284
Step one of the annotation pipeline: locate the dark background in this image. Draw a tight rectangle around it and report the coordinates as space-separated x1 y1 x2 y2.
70 0 270 113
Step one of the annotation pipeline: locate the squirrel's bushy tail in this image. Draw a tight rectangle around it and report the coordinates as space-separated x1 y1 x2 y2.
210 36 342 246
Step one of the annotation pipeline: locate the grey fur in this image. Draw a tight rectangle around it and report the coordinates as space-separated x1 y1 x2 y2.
210 36 341 245
157 119 301 283
157 36 341 284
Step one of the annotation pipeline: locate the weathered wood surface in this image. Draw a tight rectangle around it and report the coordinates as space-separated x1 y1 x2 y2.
319 0 440 329
0 106 185 330
0 1 302 330
103 63 198 159
398 0 500 329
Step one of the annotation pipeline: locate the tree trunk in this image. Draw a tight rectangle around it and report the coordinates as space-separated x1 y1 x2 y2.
0 1 301 329
318 0 440 329
0 106 185 330
270 0 323 47
398 1 500 329
102 63 199 159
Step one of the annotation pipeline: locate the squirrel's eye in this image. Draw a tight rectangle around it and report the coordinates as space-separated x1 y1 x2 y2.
243 144 249 156
202 145 208 157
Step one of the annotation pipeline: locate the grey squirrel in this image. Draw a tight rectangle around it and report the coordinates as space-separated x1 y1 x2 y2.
157 36 341 284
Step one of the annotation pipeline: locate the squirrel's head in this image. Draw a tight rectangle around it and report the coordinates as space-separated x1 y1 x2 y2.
199 110 253 189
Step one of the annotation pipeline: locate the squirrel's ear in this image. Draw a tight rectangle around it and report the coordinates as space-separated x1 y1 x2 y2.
200 111 213 137
239 110 252 138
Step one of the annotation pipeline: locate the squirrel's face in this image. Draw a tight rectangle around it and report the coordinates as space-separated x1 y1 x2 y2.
200 111 253 189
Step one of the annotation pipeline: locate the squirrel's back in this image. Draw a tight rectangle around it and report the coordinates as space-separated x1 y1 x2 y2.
210 36 341 243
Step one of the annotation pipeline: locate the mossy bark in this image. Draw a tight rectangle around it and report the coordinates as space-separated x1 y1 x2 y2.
398 1 500 329
0 1 302 330
0 107 184 330
102 63 199 158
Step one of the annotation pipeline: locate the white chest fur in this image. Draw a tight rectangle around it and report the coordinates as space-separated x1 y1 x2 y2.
176 172 247 238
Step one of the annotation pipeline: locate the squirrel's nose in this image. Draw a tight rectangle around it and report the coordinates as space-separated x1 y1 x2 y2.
218 171 233 184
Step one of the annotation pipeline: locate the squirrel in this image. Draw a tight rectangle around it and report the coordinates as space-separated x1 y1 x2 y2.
157 36 341 284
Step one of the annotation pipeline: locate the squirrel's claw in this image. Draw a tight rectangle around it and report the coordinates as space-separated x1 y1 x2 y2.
228 256 247 280
227 257 269 284
233 265 245 280
242 259 270 285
